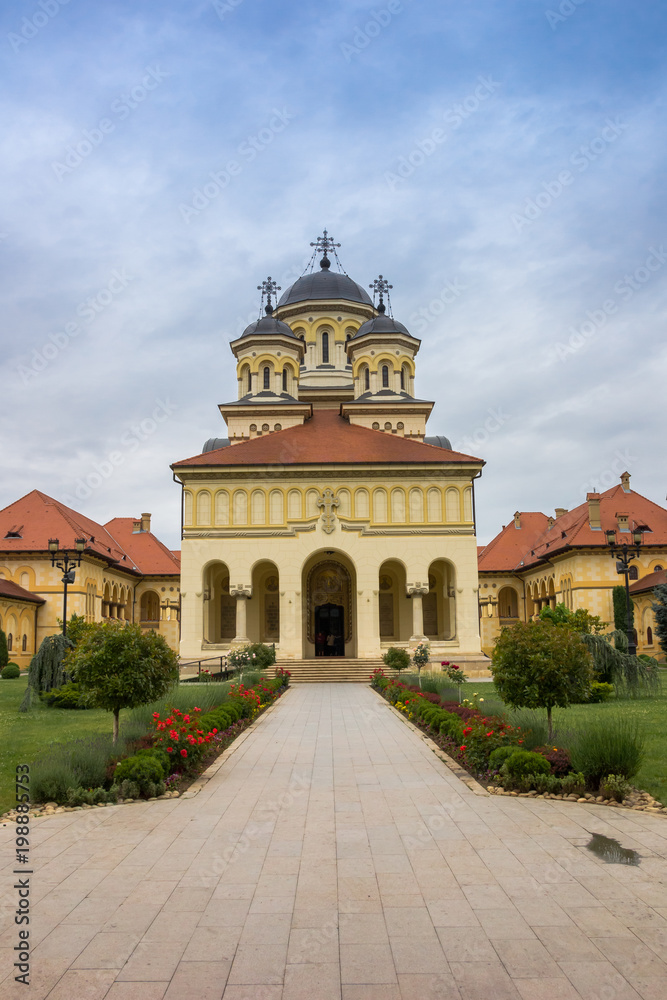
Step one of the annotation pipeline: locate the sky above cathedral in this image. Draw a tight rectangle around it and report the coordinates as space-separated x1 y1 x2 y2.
2 0 666 547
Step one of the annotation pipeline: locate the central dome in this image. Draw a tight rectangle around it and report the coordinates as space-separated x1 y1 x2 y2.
277 258 373 308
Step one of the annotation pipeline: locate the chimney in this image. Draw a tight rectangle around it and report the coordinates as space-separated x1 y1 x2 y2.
513 512 521 528
140 513 151 533
620 471 631 493
587 493 601 530
547 516 555 530
616 511 630 533
555 507 568 519
132 519 142 533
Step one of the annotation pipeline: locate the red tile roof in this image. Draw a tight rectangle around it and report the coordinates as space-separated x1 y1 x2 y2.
0 579 45 605
630 568 667 595
173 409 484 468
0 490 138 571
478 514 550 572
104 519 180 577
479 484 667 573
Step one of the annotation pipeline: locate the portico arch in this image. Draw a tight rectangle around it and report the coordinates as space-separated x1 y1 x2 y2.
302 550 357 658
378 560 410 642
203 561 236 644
424 560 456 640
248 560 280 644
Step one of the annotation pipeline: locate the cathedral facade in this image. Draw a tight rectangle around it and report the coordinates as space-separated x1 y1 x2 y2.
172 234 485 665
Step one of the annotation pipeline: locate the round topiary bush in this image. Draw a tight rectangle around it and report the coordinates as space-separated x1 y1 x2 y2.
488 746 521 771
113 754 164 794
1 663 21 679
503 750 551 779
383 647 411 672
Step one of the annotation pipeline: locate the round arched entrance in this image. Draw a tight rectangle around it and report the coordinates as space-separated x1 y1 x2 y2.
302 551 357 658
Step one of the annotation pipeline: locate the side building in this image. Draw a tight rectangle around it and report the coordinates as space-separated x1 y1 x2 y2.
172 233 486 667
478 473 667 659
0 490 181 667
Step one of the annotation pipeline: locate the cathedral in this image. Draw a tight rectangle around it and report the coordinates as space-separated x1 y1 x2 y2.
172 232 486 666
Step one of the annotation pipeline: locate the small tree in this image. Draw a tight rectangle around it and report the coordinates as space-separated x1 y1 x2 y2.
539 603 606 634
651 583 667 658
19 633 74 711
491 620 593 740
613 585 633 635
69 621 179 742
382 647 410 673
0 628 8 668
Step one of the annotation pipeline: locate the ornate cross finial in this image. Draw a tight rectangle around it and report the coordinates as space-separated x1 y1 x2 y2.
257 276 281 314
317 488 340 534
310 228 341 257
369 274 393 314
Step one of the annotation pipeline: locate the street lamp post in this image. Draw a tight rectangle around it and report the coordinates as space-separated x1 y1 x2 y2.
48 538 86 637
605 526 646 657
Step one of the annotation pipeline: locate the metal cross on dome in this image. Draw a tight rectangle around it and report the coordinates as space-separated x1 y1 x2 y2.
310 229 341 256
257 276 281 313
369 274 393 313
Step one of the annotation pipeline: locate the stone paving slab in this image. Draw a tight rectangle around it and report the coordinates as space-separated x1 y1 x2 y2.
1 683 666 999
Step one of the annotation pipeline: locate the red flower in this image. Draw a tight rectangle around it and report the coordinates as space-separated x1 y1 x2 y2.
441 660 450 666
459 745 467 752
486 731 494 737
183 714 190 723
180 749 188 757
194 706 201 712
451 664 460 670
166 747 173 753
518 739 524 744
212 728 218 734
152 712 160 719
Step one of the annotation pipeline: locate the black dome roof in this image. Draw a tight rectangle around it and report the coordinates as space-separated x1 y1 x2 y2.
352 314 411 339
241 313 296 339
278 258 372 308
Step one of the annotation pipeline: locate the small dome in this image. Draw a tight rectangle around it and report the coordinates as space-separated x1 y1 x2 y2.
278 258 372 307
241 313 296 339
352 314 411 339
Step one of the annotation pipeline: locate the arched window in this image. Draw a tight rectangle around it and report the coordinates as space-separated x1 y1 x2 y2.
647 626 653 645
7 634 12 651
263 366 270 390
655 565 663 572
364 366 370 391
382 365 389 388
22 634 27 652
248 368 252 393
628 566 638 581
400 368 405 390
322 331 329 363
282 368 288 392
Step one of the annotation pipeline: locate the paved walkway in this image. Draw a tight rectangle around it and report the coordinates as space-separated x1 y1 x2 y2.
2 684 667 1000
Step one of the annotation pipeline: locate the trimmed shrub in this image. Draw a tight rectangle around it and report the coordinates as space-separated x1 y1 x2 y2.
439 715 464 742
1 663 20 679
113 754 164 794
533 746 572 777
383 647 411 672
42 682 92 709
243 642 276 669
488 746 520 771
135 747 171 779
588 682 615 703
600 774 632 802
569 716 645 784
503 750 551 780
525 772 561 795
560 772 586 796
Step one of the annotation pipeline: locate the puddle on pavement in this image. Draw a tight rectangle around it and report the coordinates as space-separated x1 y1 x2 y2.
586 832 640 866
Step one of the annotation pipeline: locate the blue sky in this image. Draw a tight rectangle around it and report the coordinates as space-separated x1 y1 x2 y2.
1 0 666 548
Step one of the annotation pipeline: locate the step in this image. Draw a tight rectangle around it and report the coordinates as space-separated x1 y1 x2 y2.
278 658 385 683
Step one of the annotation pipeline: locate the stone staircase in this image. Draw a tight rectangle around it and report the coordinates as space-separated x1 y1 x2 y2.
278 658 385 683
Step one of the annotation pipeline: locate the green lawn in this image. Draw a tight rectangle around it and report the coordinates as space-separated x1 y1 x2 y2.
405 670 667 807
0 676 112 816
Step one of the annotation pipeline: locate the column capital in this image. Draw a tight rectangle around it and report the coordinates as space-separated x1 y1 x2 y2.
407 582 429 597
230 585 252 599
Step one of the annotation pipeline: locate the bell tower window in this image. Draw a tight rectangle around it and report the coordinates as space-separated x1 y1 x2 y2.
364 366 370 391
322 331 329 364
382 365 389 388
400 368 405 390
263 366 270 390
282 368 288 392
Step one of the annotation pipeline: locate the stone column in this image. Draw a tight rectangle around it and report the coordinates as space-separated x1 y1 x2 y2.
231 586 252 643
407 583 428 641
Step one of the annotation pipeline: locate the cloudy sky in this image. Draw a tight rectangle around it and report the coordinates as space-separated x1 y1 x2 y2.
2 0 666 549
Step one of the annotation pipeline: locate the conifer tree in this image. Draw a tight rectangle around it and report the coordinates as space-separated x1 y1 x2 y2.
651 583 667 658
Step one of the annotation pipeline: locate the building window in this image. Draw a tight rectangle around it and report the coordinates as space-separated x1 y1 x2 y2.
655 565 663 572
7 634 12 652
263 366 270 390
647 626 653 645
364 366 370 391
322 331 329 363
400 368 405 390
382 365 389 388
22 634 27 652
248 369 252 393
628 566 638 581
282 368 288 392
